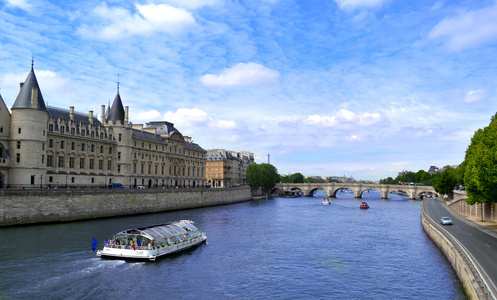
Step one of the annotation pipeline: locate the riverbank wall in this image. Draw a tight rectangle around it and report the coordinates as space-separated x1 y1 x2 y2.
421 200 493 300
0 187 252 227
448 197 497 223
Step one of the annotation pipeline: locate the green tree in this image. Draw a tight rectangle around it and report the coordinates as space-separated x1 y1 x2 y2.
246 163 262 194
463 113 497 220
246 163 280 195
290 172 304 183
432 167 458 200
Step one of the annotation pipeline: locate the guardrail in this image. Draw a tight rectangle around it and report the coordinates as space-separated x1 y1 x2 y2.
421 200 496 300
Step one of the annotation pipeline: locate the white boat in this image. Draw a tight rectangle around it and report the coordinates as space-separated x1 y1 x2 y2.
96 220 207 261
322 198 330 205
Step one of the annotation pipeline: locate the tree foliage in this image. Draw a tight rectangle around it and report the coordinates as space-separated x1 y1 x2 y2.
246 163 279 194
463 113 497 207
432 167 459 199
290 172 304 183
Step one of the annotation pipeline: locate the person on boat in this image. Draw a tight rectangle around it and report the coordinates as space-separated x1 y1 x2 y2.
148 242 152 250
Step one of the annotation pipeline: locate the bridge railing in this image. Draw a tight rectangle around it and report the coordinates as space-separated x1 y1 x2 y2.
421 200 496 300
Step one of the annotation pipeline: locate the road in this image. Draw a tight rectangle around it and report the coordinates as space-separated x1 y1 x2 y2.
425 197 497 296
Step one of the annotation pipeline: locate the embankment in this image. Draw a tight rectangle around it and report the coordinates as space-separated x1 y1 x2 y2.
421 200 493 299
0 187 251 227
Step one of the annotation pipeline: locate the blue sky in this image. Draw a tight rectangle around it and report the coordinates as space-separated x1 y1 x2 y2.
1 0 496 180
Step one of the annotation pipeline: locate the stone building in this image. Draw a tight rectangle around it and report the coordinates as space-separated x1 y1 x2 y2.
0 64 206 189
206 149 254 187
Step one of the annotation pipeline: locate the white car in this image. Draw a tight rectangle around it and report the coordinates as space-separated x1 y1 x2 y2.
137 185 146 189
441 217 452 225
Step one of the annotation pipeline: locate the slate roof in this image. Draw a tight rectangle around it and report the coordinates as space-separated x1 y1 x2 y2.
107 92 125 124
145 121 182 137
47 105 102 128
12 66 47 111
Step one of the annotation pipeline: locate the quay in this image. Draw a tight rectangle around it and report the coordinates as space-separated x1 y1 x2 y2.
423 197 497 300
0 187 251 227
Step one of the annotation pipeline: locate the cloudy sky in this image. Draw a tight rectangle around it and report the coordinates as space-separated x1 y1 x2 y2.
1 0 496 180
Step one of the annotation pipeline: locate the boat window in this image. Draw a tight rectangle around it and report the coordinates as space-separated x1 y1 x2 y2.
142 229 162 240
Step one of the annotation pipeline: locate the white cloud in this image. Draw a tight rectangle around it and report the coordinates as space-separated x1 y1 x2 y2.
200 62 280 88
4 0 32 11
464 89 485 103
0 69 70 97
302 109 383 128
163 108 240 134
133 110 162 123
345 135 362 142
334 0 387 11
428 3 497 51
77 3 196 39
161 0 220 10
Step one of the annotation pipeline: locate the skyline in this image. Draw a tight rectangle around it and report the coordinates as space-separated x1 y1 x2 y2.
1 0 496 180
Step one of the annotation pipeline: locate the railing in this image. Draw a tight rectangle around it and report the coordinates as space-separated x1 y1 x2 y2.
421 200 496 300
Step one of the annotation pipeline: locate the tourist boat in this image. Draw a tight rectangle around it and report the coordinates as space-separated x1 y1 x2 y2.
360 202 369 209
96 220 207 261
322 198 330 205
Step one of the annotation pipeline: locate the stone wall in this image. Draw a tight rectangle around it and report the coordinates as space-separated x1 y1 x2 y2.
0 187 251 227
448 198 497 223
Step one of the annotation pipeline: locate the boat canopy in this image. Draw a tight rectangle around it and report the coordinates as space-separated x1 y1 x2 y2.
115 222 199 241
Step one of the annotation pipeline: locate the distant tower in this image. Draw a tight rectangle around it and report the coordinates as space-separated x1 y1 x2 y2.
268 153 270 164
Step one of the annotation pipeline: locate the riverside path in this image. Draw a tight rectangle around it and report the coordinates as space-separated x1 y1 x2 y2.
425 197 497 298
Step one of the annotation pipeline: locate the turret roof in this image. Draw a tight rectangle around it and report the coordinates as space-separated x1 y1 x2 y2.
12 65 47 111
107 92 125 124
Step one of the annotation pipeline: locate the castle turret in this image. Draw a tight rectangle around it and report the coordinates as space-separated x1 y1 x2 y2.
9 61 49 187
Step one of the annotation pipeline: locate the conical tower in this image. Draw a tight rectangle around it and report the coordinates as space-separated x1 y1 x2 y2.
9 61 49 187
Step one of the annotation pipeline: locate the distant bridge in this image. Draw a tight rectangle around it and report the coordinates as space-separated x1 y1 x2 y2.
273 182 438 200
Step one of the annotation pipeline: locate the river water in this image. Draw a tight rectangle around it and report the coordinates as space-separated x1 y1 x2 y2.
0 190 466 299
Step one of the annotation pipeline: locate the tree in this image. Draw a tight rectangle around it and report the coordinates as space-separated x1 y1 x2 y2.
290 172 304 183
432 167 458 200
246 163 280 195
463 113 497 220
246 163 262 194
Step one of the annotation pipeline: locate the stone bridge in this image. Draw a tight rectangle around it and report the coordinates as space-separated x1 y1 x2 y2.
273 183 438 200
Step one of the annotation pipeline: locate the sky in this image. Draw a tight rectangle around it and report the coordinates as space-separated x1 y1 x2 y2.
1 0 496 181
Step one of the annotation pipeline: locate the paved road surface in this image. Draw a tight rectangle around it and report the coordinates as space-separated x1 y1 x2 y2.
425 198 497 297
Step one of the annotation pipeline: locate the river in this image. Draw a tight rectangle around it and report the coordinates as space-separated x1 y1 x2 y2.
0 190 466 299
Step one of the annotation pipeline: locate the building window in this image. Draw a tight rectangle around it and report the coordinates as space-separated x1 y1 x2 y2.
42 143 44 151
118 133 122 142
80 158 85 169
100 146 103 153
42 155 44 164
117 165 121 173
71 177 75 183
118 152 121 161
0 126 2 133
141 164 144 174
47 155 53 167
155 165 158 174
81 144 85 151
109 147 112 154
49 139 54 148
49 176 53 183
99 159 103 170
69 157 75 168
58 156 64 168
148 164 151 174
71 128 75 135
60 141 65 149
89 158 94 169
71 142 75 150
91 178 94 183
149 143 151 149
107 160 112 171
91 144 95 152
16 153 20 163
61 126 65 133
133 163 136 173
82 130 85 137
17 141 20 149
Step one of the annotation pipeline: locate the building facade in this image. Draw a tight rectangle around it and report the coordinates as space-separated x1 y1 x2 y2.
0 64 206 189
206 149 254 188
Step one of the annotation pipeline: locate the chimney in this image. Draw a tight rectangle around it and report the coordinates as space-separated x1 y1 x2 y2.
125 106 129 124
89 111 93 124
31 87 38 108
69 106 74 120
100 105 105 124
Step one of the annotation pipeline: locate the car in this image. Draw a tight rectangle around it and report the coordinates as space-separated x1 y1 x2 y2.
137 185 146 189
441 217 452 225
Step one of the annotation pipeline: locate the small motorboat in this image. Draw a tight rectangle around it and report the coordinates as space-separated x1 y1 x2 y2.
360 202 369 209
322 198 330 205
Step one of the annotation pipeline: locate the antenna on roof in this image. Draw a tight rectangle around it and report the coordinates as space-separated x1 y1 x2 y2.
31 56 34 70
117 72 120 93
